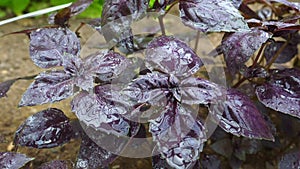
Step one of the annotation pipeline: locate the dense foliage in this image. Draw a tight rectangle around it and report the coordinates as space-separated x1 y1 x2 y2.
0 0 299 168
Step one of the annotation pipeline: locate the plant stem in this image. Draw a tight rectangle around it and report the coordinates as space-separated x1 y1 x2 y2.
266 41 289 70
253 42 267 67
158 15 166 35
194 31 200 52
233 76 247 88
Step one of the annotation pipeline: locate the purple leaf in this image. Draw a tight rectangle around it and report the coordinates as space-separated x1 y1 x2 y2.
230 0 243 9
83 50 129 82
221 28 271 74
264 41 298 63
19 71 74 107
152 154 173 169
101 0 147 53
179 0 249 32
210 89 274 140
101 0 147 25
150 102 206 169
146 36 203 77
124 72 173 105
0 152 34 169
279 150 300 169
37 160 68 169
69 0 94 16
62 54 93 91
29 28 80 68
153 116 206 169
71 85 131 136
0 79 17 98
180 77 224 105
255 68 300 119
14 108 73 148
76 132 117 169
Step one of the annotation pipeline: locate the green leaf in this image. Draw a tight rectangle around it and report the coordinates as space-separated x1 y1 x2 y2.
149 0 156 8
0 0 10 7
78 0 104 18
12 0 30 15
50 0 74 6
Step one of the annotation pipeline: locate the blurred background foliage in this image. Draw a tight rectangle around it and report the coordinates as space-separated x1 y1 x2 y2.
0 0 104 19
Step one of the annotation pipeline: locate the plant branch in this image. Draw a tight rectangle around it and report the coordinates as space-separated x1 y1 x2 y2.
194 31 200 52
158 15 166 35
266 41 289 70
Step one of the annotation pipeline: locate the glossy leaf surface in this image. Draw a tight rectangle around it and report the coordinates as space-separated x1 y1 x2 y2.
264 41 298 63
76 132 117 169
279 150 300 169
221 28 271 74
0 79 17 98
72 85 131 135
19 71 74 107
29 28 80 68
256 68 300 119
101 0 147 25
153 115 206 169
0 152 33 169
210 89 274 140
179 0 249 32
83 50 129 82
146 36 203 78
14 108 73 148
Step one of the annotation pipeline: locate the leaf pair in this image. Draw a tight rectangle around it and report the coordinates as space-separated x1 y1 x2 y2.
20 27 129 107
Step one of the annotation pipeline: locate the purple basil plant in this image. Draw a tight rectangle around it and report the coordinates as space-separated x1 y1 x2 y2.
0 0 300 168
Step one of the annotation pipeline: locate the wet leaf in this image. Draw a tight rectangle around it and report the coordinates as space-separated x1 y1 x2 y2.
124 72 173 105
37 160 69 169
149 101 206 169
179 0 249 32
264 41 298 63
221 28 271 74
279 150 300 169
255 68 300 119
146 36 203 78
14 108 73 148
76 132 117 169
0 79 17 98
101 0 147 25
71 85 131 136
230 0 243 9
83 50 129 82
29 28 80 68
152 112 206 169
180 77 224 105
210 89 274 140
19 71 74 107
0 152 34 169
101 0 148 53
69 0 94 16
